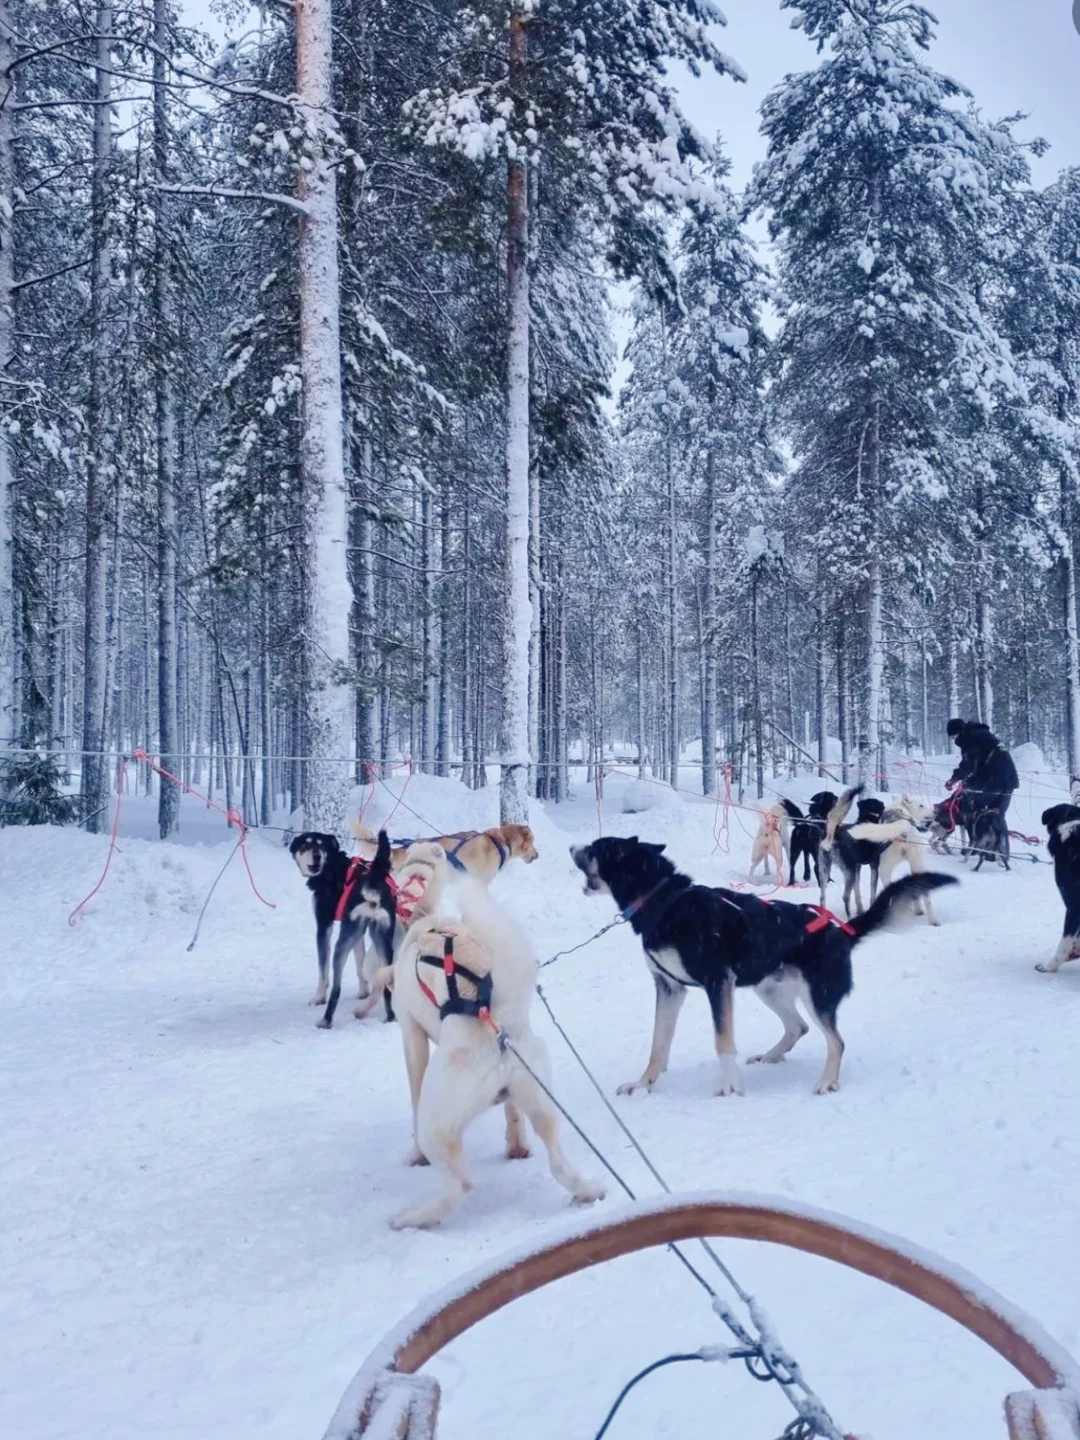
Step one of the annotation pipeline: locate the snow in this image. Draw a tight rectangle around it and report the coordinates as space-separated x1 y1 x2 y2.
5 759 1080 1440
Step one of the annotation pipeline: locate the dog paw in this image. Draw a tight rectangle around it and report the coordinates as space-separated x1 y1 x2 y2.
572 1179 606 1205
715 1081 744 1098
315 1015 332 1030
389 1207 438 1231
814 1080 840 1095
308 995 327 1006
506 1143 531 1161
404 1148 430 1167
747 1053 783 1066
1035 963 1057 975
616 1079 651 1096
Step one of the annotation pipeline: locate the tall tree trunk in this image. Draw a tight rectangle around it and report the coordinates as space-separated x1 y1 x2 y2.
947 632 959 722
295 0 351 828
1061 479 1080 775
837 616 849 784
499 4 531 823
751 575 763 800
420 482 435 769
436 475 450 777
154 0 179 836
815 604 827 776
0 0 15 750
976 591 994 729
701 450 717 796
664 391 678 784
80 3 114 831
864 407 885 788
636 626 647 778
355 428 378 763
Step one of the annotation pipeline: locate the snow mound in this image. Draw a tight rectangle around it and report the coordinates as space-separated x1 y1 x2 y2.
1011 742 1048 776
620 776 684 814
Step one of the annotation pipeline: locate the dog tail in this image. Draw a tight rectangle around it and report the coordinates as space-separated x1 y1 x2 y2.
369 829 392 881
848 873 958 942
822 784 862 853
455 878 537 989
779 797 803 820
348 816 378 844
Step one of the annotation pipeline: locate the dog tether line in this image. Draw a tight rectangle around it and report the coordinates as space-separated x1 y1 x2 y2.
490 988 845 1440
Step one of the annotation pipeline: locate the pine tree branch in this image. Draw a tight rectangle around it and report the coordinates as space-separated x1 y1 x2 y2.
12 257 92 292
152 182 309 217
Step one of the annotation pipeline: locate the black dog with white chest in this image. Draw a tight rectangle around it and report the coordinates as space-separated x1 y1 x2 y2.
1037 789 1080 974
788 790 838 889
571 836 956 1097
289 829 396 1028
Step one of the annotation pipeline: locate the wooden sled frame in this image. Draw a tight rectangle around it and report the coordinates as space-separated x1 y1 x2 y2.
322 1193 1080 1440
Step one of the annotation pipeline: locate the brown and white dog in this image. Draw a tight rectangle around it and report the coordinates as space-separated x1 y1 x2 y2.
372 870 604 1229
747 799 800 882
350 819 538 886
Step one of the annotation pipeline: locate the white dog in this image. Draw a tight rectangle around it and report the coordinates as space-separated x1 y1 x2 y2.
378 871 605 1230
850 796 942 926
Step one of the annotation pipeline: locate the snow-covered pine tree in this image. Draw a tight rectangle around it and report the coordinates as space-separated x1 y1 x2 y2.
405 0 743 820
753 0 1029 784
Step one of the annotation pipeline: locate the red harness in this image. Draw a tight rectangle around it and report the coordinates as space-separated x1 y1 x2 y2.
805 904 857 937
334 859 428 925
334 857 370 923
387 871 429 924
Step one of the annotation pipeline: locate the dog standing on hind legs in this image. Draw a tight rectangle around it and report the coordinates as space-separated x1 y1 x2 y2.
378 878 604 1229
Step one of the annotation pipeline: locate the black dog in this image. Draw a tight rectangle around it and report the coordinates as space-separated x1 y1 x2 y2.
1037 794 1080 973
969 805 1010 873
788 790 838 888
570 836 956 1096
820 786 887 914
289 830 396 1028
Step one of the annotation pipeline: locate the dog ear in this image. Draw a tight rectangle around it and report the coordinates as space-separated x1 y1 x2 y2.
288 836 302 855
643 842 667 854
326 834 341 852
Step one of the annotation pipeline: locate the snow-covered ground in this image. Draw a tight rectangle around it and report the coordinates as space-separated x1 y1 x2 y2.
4 755 1080 1440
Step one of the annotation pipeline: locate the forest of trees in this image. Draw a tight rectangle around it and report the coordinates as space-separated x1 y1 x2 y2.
2 0 1080 836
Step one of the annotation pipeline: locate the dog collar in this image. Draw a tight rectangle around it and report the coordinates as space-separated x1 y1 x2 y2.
620 877 673 922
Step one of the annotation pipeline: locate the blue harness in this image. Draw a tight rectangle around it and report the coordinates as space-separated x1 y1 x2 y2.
392 831 509 874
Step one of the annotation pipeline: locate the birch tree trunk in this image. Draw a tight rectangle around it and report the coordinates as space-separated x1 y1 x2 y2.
154 0 179 836
0 0 15 750
420 481 435 768
528 439 541 797
295 0 352 829
499 4 531 823
80 3 114 831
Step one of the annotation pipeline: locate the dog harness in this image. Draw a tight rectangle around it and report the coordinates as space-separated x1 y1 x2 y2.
805 904 856 937
416 935 494 1023
387 872 429 924
392 831 509 874
334 857 370 923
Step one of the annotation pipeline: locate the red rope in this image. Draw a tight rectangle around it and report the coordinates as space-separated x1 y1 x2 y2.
133 749 276 910
381 757 415 830
68 757 128 926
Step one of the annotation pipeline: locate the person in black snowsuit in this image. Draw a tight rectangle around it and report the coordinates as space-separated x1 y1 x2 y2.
946 717 1019 817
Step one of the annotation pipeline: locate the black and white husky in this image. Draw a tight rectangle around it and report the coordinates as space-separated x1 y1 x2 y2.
1037 783 1080 974
290 829 398 1028
571 836 956 1097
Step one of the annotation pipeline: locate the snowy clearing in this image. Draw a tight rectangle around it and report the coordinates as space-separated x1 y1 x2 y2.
4 760 1080 1440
